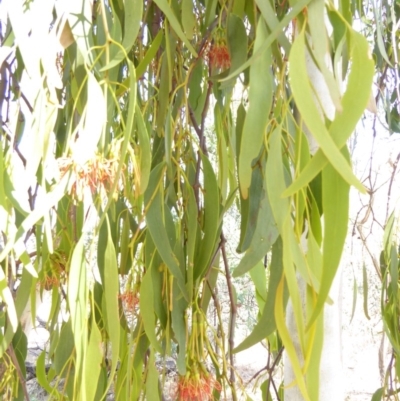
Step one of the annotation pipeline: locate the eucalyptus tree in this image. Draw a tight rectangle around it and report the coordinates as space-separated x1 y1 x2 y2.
0 0 379 400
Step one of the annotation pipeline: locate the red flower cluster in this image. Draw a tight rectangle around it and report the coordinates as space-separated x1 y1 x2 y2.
176 371 221 401
119 289 139 313
58 155 121 201
208 43 231 70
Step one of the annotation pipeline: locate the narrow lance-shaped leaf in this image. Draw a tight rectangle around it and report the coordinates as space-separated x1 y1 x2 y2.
255 0 291 54
220 0 313 82
266 127 307 360
237 156 264 253
98 60 137 229
182 0 195 40
194 155 221 280
275 277 310 401
239 18 273 199
98 217 121 395
100 0 143 70
135 104 152 194
73 74 106 165
140 267 163 353
67 237 87 385
233 184 278 277
234 238 285 353
144 163 189 300
362 263 370 320
307 158 349 329
283 29 374 196
152 0 197 57
289 29 364 192
84 317 103 401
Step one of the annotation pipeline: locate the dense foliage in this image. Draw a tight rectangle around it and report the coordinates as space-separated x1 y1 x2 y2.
0 0 398 400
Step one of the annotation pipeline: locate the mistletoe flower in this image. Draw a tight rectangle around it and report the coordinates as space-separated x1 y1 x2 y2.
208 42 231 70
176 369 221 401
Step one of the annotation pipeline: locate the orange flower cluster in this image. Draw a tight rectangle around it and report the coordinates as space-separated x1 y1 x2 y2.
176 370 221 401
41 275 60 291
208 43 231 70
57 155 120 201
119 289 139 313
39 251 68 290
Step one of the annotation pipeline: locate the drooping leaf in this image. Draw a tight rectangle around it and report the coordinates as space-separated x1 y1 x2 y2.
84 318 103 401
144 163 188 300
234 237 285 353
97 217 121 389
307 159 350 328
233 185 278 276
284 29 374 196
194 155 221 280
67 237 87 383
152 0 197 57
239 18 273 198
289 29 363 192
140 268 163 353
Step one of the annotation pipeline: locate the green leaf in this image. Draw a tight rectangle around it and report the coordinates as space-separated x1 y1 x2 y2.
194 155 221 279
234 238 284 353
201 253 220 314
371 388 384 401
383 212 395 261
266 127 307 356
172 280 188 375
232 0 245 17
144 163 188 300
390 245 399 300
53 320 75 376
239 18 272 198
249 260 267 303
184 183 198 301
237 164 264 253
37 351 55 395
283 30 374 196
97 60 136 228
182 0 195 40
73 74 106 164
373 3 392 67
100 0 143 70
145 350 161 400
233 185 278 276
15 269 32 319
67 237 87 383
135 104 152 194
275 277 310 401
350 274 357 323
307 160 349 328
136 30 164 80
222 14 248 90
152 0 197 57
119 211 131 275
99 217 121 386
255 0 291 54
221 0 313 82
362 263 370 320
140 268 163 353
307 0 342 114
67 0 95 65
84 319 103 401
289 30 364 192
